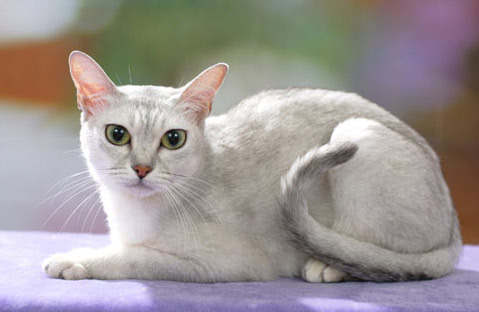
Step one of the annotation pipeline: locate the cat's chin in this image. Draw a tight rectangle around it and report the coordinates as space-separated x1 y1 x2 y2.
127 183 159 198
112 180 165 198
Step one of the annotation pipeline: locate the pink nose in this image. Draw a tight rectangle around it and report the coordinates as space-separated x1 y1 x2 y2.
133 165 152 179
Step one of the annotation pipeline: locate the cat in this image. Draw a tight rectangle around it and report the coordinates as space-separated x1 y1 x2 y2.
43 51 461 283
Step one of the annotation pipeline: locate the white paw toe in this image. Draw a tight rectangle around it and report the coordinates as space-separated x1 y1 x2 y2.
322 265 347 283
43 255 89 280
302 258 327 282
302 258 347 283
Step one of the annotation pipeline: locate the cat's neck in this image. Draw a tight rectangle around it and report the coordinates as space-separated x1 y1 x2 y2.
101 185 168 244
100 169 213 247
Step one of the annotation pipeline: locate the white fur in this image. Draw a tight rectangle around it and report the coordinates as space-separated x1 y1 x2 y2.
43 53 460 282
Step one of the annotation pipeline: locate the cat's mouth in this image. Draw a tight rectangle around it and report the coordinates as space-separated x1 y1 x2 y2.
131 179 155 190
126 181 158 197
114 178 158 197
106 175 167 197
134 180 151 187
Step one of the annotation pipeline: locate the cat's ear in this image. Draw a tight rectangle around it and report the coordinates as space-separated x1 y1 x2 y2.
178 63 228 122
69 51 117 115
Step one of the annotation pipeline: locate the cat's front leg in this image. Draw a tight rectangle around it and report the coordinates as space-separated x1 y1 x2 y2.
43 245 211 281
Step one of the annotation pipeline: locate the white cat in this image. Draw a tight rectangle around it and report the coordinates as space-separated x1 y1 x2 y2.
43 51 461 283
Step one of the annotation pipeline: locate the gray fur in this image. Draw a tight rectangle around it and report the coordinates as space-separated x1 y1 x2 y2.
43 52 461 283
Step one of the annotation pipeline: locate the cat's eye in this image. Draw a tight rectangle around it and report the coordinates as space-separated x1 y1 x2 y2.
161 129 187 150
105 124 131 146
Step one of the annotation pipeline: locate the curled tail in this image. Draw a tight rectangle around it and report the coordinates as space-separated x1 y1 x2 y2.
279 142 461 282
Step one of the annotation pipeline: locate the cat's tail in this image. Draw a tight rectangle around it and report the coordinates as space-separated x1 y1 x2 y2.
278 142 461 282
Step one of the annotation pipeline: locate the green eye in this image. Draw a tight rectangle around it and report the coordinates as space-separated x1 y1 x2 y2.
105 124 131 146
161 129 187 150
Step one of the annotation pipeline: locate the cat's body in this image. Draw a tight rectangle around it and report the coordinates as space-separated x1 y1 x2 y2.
43 52 461 282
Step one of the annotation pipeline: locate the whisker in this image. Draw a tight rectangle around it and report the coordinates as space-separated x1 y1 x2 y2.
128 65 133 84
169 183 216 239
39 176 94 209
89 197 103 234
169 187 198 246
81 192 101 233
176 179 218 204
38 176 94 222
41 183 97 229
170 185 200 250
164 187 188 252
158 174 218 208
155 172 223 225
97 167 125 171
106 172 124 176
62 148 83 155
171 184 207 223
175 181 224 226
172 182 213 216
60 188 100 232
45 170 90 196
116 73 123 85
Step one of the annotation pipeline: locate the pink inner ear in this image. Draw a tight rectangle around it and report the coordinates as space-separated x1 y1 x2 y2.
78 82 110 97
179 63 228 119
69 51 116 113
181 88 216 113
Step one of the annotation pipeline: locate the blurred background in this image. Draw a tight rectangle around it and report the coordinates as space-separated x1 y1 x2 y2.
0 0 477 243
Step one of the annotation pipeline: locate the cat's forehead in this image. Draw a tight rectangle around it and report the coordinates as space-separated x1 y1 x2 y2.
114 85 182 126
91 85 190 133
118 85 181 106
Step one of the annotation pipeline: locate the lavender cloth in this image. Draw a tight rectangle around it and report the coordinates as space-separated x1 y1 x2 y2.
0 231 478 312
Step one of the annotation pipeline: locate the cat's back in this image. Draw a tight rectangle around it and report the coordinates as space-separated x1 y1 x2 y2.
207 88 397 145
221 88 360 123
205 88 436 164
210 88 393 129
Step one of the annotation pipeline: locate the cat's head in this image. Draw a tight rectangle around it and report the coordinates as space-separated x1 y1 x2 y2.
69 51 228 197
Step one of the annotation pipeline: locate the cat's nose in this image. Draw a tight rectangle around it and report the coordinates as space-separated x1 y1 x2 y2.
132 165 152 179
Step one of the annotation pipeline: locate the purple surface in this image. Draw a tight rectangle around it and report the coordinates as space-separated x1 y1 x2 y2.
0 231 478 312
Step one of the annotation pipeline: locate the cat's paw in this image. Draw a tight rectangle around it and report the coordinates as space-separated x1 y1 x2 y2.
42 250 91 280
302 258 348 283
